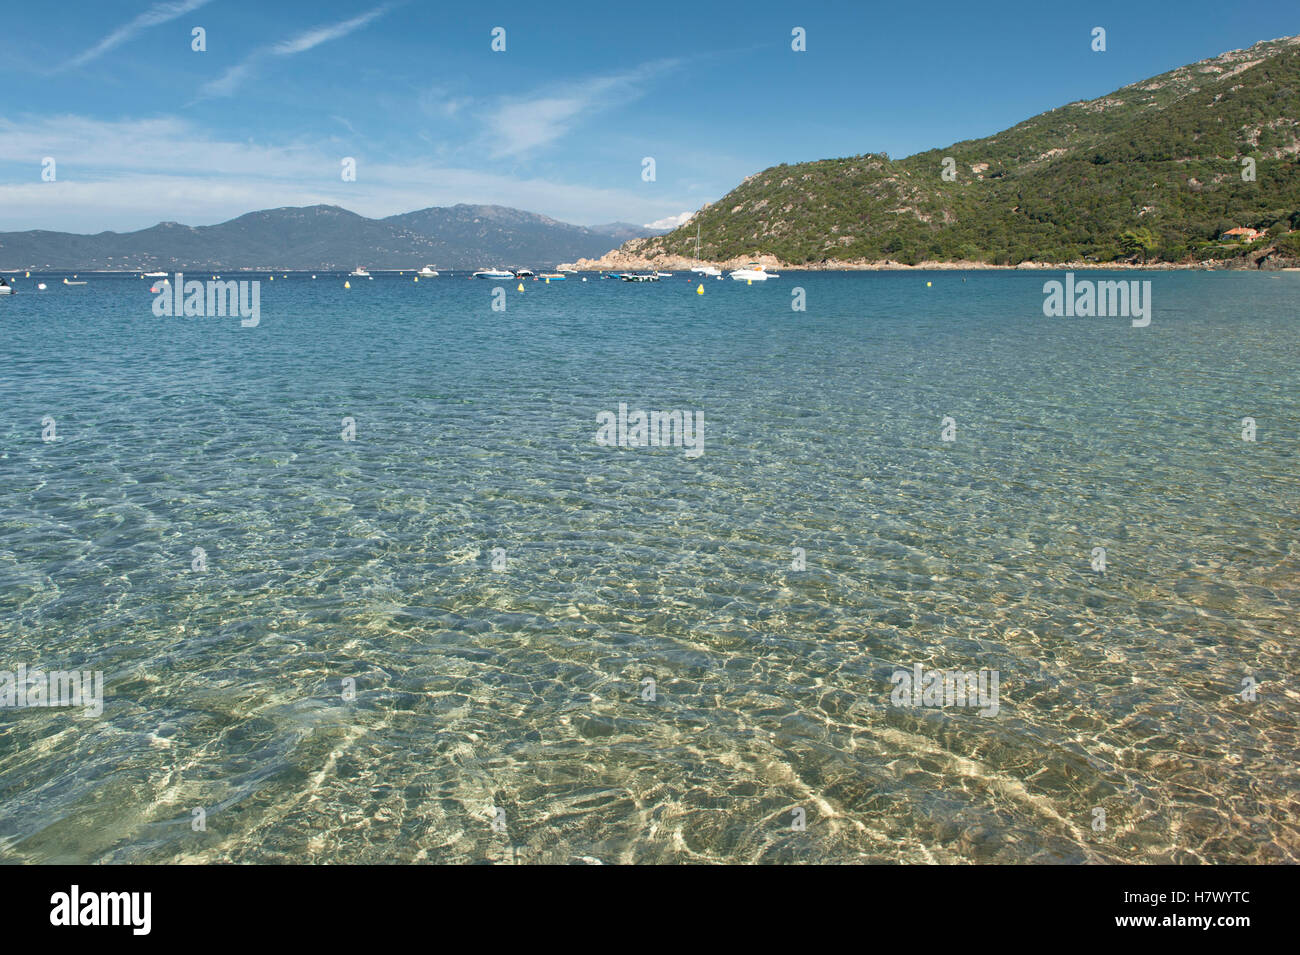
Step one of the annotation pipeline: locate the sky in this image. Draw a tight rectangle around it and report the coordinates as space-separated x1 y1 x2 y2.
1 0 1296 233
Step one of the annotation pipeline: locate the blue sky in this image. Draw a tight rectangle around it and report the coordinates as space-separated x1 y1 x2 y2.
1 0 1296 233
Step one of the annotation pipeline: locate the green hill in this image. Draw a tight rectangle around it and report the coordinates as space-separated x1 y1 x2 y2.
634 35 1300 267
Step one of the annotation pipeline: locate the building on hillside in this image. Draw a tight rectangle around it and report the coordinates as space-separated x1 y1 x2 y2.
1220 227 1262 241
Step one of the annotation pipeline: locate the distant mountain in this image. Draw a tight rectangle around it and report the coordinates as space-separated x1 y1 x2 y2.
589 221 673 244
0 203 664 270
613 35 1300 268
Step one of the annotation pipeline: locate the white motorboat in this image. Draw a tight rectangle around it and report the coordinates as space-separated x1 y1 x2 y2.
0 281 13 295
349 267 371 277
472 268 514 279
729 264 779 281
514 268 535 278
656 272 673 278
417 266 439 276
144 271 168 278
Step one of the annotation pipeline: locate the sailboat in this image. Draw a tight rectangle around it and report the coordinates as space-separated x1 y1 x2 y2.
689 223 721 277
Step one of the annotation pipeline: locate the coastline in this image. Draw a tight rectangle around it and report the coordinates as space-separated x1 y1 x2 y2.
563 251 1299 273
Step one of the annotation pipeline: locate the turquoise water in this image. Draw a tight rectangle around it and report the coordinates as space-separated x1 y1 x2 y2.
0 270 1296 864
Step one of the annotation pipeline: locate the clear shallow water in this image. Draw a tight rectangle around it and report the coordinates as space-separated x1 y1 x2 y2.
0 270 1296 864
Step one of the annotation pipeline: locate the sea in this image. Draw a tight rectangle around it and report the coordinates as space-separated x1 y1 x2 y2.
0 269 1296 863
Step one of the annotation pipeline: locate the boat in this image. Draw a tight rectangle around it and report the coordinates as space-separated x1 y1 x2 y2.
689 223 721 276
63 278 87 285
349 267 371 277
621 272 659 282
0 280 13 295
557 267 578 274
514 269 535 278
729 264 779 281
656 272 673 278
538 273 566 281
417 266 439 276
472 268 514 279
144 271 167 278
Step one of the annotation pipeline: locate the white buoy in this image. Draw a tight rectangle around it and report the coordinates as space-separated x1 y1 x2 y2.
37 283 47 290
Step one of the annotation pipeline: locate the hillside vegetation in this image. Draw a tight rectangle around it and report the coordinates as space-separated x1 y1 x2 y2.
634 36 1300 267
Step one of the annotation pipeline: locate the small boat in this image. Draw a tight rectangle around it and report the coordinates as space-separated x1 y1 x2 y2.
656 272 673 278
690 224 721 276
472 268 514 279
349 267 371 277
557 267 578 274
729 264 779 281
144 271 168 278
538 273 566 281
417 266 439 276
514 269 535 278
621 272 659 282
0 281 14 295
63 278 87 285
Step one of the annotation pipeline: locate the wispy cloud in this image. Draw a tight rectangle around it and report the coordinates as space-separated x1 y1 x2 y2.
199 3 394 97
0 113 698 233
61 0 214 71
481 59 680 158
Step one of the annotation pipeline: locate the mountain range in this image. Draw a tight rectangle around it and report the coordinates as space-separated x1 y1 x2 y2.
595 35 1300 269
0 204 669 271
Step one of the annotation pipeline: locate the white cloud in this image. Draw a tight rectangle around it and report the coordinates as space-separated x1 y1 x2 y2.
270 5 392 55
200 4 394 97
0 114 697 233
61 0 214 71
645 211 694 230
482 59 680 158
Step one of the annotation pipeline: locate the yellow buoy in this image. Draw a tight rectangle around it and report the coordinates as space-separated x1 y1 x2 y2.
414 276 419 282
747 279 752 285
926 281 932 287
269 276 274 281
696 284 704 294
517 283 524 292
25 271 30 278
344 280 351 289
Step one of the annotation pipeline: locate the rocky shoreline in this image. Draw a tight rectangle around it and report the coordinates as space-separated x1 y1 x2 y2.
563 239 1300 272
